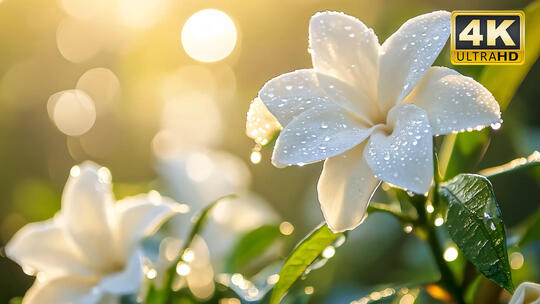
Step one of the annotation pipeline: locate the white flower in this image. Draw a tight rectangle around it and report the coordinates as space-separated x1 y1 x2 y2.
509 282 540 304
6 162 181 304
250 11 501 232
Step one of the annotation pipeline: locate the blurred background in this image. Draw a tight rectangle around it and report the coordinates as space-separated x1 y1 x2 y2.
0 0 538 303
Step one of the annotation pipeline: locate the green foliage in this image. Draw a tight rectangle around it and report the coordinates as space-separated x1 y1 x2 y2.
270 224 344 304
226 224 283 273
518 207 540 247
440 174 513 292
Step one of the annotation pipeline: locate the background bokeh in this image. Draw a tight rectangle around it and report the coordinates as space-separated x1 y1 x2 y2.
0 0 538 303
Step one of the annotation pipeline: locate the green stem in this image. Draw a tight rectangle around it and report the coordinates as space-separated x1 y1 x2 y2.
367 201 417 223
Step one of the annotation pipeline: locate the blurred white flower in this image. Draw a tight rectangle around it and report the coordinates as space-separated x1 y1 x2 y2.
6 162 181 304
250 11 501 232
510 282 540 304
155 146 279 260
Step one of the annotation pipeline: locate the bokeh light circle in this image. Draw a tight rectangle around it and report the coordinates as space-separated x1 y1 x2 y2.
181 9 237 62
49 90 96 136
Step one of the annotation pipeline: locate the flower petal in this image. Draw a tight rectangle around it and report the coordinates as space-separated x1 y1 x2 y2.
272 102 375 167
378 11 450 112
98 250 143 295
61 161 116 270
404 66 501 135
258 69 332 126
365 103 433 194
114 193 180 260
246 97 282 145
309 11 380 106
317 142 380 232
6 219 93 278
22 276 100 304
509 282 540 304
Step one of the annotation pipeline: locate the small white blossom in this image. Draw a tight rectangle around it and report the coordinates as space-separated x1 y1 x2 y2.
509 282 540 304
6 162 181 304
249 11 501 232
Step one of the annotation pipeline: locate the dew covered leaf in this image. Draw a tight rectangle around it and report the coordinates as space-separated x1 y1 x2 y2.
225 224 283 273
440 174 513 292
270 223 344 304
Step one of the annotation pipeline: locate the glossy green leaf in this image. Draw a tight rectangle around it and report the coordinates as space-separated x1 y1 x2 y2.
226 224 282 273
270 223 343 304
440 174 513 292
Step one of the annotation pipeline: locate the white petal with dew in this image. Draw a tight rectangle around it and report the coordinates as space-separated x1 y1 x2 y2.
272 103 375 167
378 11 451 113
258 69 332 126
364 103 433 194
246 97 282 145
318 142 380 232
309 11 380 106
405 66 501 135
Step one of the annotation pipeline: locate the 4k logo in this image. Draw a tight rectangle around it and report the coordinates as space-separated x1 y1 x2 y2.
451 11 525 65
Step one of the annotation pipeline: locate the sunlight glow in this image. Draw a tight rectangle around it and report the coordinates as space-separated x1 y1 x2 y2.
176 262 191 276
77 68 120 111
181 9 237 62
50 90 96 136
279 221 294 235
443 246 458 262
322 246 336 259
510 252 524 270
250 150 262 164
434 216 444 227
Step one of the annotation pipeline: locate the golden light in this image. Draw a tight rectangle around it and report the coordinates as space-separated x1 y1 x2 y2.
146 268 157 279
279 221 294 235
322 246 336 259
399 294 415 304
267 274 279 285
434 216 444 227
56 18 103 62
181 9 237 62
304 286 314 295
70 165 81 177
117 0 168 29
185 152 214 182
250 150 262 164
77 68 120 111
60 0 109 20
510 252 524 269
176 262 191 276
443 246 458 262
182 248 195 262
403 225 413 233
49 90 96 136
426 204 434 213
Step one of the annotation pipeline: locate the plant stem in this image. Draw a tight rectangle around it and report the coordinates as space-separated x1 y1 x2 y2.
426 222 466 304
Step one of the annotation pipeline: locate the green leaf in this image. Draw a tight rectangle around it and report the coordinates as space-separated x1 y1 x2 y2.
225 224 283 273
518 206 540 247
440 174 513 292
270 223 344 304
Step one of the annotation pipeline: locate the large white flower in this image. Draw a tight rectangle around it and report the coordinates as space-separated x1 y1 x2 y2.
6 162 182 304
249 11 501 232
